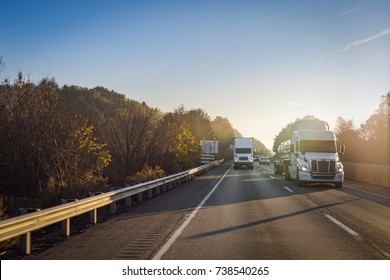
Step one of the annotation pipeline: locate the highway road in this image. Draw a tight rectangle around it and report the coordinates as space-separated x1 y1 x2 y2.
26 161 390 260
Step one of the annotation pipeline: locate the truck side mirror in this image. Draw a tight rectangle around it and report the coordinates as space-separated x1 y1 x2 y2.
339 145 345 155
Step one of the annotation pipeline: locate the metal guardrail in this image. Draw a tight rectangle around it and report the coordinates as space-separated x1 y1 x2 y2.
0 160 224 255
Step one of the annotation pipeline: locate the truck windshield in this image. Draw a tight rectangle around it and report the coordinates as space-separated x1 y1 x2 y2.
235 148 252 154
300 140 336 153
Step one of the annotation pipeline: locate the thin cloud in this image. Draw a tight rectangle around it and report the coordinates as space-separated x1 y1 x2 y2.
341 28 390 51
340 6 361 16
291 103 302 106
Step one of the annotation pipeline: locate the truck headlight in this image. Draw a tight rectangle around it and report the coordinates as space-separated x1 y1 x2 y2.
301 165 310 172
337 163 344 173
234 155 239 162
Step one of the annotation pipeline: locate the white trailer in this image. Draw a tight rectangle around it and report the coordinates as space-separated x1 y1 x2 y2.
233 137 254 169
285 120 345 188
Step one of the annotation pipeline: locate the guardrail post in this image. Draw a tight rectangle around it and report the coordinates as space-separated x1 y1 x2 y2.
61 199 76 236
110 202 117 215
63 218 71 236
88 192 103 224
137 192 143 202
110 187 124 214
148 188 153 199
125 196 132 207
18 208 40 254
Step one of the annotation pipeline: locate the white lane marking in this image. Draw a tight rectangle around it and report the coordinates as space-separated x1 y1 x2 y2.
324 214 360 238
269 176 275 179
152 166 233 260
284 186 294 192
343 184 390 200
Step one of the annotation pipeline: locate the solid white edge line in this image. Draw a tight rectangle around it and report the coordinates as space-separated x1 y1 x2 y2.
152 165 233 260
343 184 390 200
324 213 360 237
284 186 294 192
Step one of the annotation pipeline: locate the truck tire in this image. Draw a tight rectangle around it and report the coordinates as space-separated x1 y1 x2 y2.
295 170 303 186
285 169 291 181
335 182 342 188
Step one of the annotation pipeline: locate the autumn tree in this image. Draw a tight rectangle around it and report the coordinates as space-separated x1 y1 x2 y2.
103 101 158 181
181 108 214 141
0 74 111 199
253 138 272 156
0 74 60 197
358 93 389 164
334 117 355 135
273 122 293 153
169 125 201 171
359 93 389 142
211 116 235 159
151 108 209 173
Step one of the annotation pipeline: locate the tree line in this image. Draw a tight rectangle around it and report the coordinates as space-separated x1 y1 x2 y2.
0 72 270 215
272 93 389 165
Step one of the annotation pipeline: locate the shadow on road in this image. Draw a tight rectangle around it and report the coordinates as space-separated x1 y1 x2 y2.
187 198 361 240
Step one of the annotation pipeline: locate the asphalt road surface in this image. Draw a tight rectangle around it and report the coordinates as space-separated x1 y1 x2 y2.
26 161 390 260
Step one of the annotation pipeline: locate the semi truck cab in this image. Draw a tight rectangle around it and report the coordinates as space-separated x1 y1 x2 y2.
287 130 344 188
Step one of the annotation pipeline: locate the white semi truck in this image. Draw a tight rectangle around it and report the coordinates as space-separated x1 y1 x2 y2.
233 137 254 169
284 119 345 188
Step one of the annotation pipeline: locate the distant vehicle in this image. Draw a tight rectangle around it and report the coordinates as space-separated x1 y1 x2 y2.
259 157 270 165
254 155 260 161
233 137 254 169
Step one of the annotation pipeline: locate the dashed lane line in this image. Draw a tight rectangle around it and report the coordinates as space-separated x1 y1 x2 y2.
324 213 360 238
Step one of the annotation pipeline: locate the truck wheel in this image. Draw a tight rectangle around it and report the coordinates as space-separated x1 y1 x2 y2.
295 170 303 186
285 170 291 181
335 182 342 188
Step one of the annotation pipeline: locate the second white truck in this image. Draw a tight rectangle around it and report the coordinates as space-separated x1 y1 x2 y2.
284 119 345 188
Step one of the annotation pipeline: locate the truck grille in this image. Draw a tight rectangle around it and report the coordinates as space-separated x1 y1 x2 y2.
239 156 248 160
311 160 335 174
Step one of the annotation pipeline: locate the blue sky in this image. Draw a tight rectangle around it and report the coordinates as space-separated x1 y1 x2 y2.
1 0 389 149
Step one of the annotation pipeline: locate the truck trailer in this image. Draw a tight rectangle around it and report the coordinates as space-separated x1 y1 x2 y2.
233 137 254 169
283 119 345 188
273 140 290 174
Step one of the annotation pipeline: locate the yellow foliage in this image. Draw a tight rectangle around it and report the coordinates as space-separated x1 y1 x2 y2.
126 164 165 184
